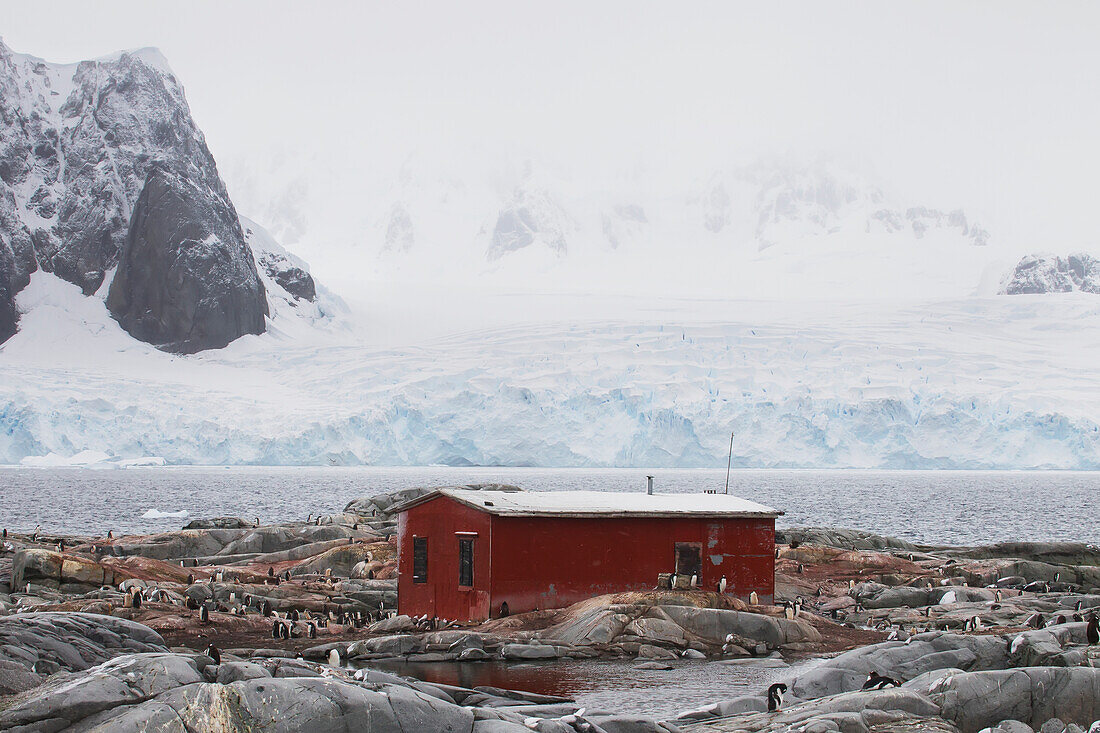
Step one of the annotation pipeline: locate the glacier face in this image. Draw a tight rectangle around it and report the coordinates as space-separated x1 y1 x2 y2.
2 287 1098 469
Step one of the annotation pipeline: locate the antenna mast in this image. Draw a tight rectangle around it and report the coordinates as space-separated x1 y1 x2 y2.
724 431 734 495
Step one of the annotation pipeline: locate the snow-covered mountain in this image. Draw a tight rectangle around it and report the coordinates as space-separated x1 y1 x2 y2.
2 41 1099 469
223 151 1010 300
0 39 328 351
1001 253 1100 294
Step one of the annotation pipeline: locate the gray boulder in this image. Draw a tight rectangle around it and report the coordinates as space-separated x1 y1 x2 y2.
658 605 821 648
929 668 1100 732
106 163 267 353
787 632 1010 700
500 643 559 660
0 612 167 674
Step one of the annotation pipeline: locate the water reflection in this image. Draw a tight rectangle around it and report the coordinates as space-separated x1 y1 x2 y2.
364 657 812 720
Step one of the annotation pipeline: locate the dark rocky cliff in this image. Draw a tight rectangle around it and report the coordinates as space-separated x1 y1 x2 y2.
0 40 318 350
106 165 267 353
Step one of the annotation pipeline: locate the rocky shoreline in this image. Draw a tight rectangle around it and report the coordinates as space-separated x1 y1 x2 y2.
1 486 1097 732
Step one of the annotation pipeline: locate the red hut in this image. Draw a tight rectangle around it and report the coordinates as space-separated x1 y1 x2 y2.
394 488 781 622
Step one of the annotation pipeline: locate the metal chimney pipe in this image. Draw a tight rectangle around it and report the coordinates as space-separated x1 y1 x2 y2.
646 475 654 495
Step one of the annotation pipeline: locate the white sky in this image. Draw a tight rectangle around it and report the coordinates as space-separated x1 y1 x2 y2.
4 2 1100 272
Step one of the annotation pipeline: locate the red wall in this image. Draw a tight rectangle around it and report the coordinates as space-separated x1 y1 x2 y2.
488 514 774 616
397 496 775 622
397 496 493 622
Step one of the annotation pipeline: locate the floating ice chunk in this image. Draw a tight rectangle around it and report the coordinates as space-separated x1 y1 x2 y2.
141 509 189 519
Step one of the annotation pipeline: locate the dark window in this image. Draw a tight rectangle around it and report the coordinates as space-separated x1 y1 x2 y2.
412 537 428 584
675 542 702 577
458 538 474 587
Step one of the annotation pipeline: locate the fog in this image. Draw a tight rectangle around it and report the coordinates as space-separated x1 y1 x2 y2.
5 1 1100 292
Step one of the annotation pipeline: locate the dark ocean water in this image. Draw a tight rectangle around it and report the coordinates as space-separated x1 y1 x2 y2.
0 466 1096 544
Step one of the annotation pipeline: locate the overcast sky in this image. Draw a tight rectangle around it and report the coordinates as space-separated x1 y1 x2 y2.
5 1 1100 261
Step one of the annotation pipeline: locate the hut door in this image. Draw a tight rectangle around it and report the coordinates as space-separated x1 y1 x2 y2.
674 542 702 577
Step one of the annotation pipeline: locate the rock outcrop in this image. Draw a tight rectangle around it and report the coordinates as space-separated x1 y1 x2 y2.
1001 253 1100 295
0 647 675 733
0 612 168 675
106 164 268 353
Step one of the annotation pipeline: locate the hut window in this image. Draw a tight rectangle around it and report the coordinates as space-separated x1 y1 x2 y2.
412 537 428 584
458 538 474 587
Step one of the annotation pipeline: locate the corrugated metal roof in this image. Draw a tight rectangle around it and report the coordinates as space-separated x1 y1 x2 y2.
393 488 782 518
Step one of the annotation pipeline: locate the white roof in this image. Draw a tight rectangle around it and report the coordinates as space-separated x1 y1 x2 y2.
396 488 781 518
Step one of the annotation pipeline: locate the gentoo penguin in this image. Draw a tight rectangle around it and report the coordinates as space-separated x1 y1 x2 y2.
186 573 194 585
1087 614 1099 645
308 622 317 639
994 590 1003 602
185 596 199 610
862 671 901 689
690 574 698 589
766 683 787 712
279 621 290 640
131 589 142 609
887 626 899 641
56 540 64 553
668 574 677 590
1025 612 1045 629
215 571 224 583
262 600 273 617
500 602 510 618
849 579 856 591
284 570 291 582
749 591 759 605
199 604 210 623
106 530 112 539
32 526 40 542
289 608 300 622
2 528 5 538
271 619 281 639
783 602 795 620
793 598 802 617
268 567 275 577
718 576 727 594
205 644 221 664
328 648 341 667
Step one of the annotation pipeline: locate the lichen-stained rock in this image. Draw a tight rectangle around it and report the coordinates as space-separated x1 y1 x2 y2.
106 164 267 353
928 667 1100 732
13 548 121 590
